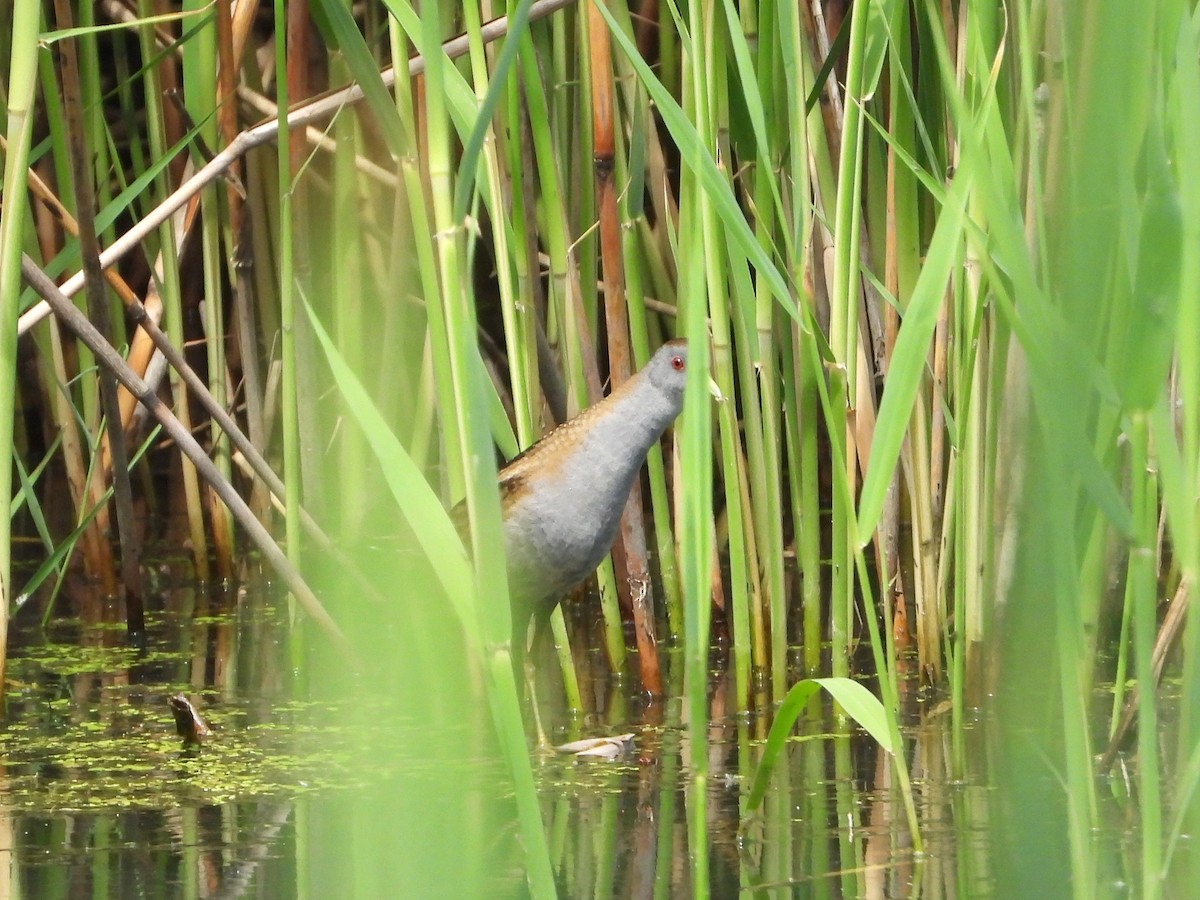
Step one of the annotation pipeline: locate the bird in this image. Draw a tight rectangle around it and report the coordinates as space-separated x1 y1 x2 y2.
497 339 689 662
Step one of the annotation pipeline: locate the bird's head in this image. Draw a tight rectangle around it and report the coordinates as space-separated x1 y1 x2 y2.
645 339 689 410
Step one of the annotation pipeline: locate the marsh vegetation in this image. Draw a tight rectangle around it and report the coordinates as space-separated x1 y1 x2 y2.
2 0 1198 896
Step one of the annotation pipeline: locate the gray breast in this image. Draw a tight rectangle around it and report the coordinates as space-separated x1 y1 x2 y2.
503 451 639 616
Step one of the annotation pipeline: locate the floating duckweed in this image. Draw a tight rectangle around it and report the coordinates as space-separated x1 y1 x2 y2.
0 626 371 812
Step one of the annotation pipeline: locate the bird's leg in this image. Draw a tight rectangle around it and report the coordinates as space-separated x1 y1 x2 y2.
511 615 551 749
510 618 527 693
526 655 551 751
526 606 552 666
525 613 553 750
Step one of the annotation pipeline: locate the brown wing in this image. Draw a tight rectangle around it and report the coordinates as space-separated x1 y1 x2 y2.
497 414 590 502
497 468 528 507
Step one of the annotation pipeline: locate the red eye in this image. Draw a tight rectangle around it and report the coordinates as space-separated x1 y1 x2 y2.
672 355 685 371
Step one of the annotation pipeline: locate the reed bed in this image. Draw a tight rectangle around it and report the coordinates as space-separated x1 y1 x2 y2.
2 0 1199 895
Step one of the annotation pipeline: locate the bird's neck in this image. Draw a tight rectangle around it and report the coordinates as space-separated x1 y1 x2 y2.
584 374 677 463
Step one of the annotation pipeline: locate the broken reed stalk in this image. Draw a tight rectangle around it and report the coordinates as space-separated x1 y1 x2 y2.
20 255 355 662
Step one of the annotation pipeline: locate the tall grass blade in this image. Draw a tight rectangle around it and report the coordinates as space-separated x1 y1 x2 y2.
858 169 969 541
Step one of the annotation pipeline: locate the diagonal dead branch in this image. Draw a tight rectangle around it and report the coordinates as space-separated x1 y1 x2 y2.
21 254 356 663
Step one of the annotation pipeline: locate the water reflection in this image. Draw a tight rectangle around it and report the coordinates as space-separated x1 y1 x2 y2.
533 640 993 899
0 577 306 898
6 803 296 898
0 576 996 898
